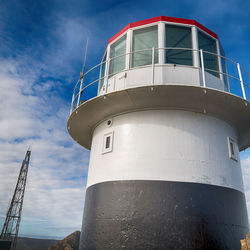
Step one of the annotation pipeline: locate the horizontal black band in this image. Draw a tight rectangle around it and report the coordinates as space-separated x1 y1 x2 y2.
79 180 249 250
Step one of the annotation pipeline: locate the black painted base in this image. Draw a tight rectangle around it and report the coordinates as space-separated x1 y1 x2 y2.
0 240 12 250
79 181 249 250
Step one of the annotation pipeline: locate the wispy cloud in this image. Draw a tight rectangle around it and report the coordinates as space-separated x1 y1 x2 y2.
0 55 89 237
0 2 96 238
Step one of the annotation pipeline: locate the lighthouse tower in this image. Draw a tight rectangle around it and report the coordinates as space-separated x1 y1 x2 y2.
68 16 250 249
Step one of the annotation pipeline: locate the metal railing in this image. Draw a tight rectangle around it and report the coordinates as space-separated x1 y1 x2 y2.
70 47 250 114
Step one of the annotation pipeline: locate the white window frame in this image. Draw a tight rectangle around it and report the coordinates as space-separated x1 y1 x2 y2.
227 136 238 162
131 23 160 68
197 28 220 78
108 34 127 77
102 131 114 154
164 23 194 67
105 21 221 78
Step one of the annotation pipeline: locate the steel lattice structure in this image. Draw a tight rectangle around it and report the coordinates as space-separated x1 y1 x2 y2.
0 150 31 250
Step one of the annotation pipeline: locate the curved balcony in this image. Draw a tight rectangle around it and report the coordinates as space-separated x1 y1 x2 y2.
70 47 249 114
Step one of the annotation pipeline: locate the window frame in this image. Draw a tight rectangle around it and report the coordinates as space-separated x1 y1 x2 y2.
227 136 238 162
108 34 127 77
102 131 114 154
197 28 220 78
104 21 221 77
98 48 108 93
131 24 159 68
164 23 194 67
219 42 229 91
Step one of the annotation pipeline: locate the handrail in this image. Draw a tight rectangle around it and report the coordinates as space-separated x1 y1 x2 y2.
241 65 250 77
70 47 249 114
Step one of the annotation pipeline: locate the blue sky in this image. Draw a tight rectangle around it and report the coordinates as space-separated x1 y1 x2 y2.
0 0 249 239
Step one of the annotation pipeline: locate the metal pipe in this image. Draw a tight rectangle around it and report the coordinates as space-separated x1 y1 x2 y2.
105 57 110 94
152 47 155 86
200 49 206 87
225 59 230 92
237 63 247 100
70 93 75 114
77 78 83 107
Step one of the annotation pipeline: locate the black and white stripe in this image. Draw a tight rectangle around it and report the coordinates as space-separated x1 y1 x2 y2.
78 110 249 249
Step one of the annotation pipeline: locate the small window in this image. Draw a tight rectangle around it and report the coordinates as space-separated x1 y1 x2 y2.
102 131 114 154
227 137 237 161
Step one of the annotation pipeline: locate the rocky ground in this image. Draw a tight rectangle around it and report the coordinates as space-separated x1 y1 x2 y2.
47 231 80 250
15 231 80 250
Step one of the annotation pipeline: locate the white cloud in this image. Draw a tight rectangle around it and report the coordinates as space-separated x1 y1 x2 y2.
0 57 89 238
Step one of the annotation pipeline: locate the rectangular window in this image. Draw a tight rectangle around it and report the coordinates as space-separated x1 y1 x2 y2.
102 131 114 154
99 50 107 91
132 25 158 67
198 31 219 77
109 35 127 76
165 25 193 66
220 44 229 91
227 137 238 161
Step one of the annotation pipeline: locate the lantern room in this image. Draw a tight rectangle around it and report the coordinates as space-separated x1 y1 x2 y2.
98 16 228 95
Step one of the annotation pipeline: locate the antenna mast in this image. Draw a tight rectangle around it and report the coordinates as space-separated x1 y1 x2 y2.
81 38 88 78
0 150 31 250
77 39 88 106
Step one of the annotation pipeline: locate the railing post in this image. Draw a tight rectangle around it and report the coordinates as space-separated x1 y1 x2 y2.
237 63 246 100
70 93 75 115
225 60 230 92
152 47 155 86
98 61 103 94
200 49 206 88
77 77 83 106
105 58 110 94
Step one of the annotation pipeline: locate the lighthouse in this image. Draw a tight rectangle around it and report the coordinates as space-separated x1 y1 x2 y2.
68 16 250 249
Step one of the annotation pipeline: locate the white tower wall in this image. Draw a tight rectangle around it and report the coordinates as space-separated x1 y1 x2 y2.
87 110 243 191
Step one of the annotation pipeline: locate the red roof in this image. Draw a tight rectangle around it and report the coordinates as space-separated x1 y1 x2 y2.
108 16 218 44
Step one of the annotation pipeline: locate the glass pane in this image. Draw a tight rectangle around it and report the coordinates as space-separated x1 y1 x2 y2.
132 26 158 67
230 142 235 155
220 44 228 91
105 136 110 149
109 35 126 76
99 51 106 91
198 31 219 77
165 25 193 66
